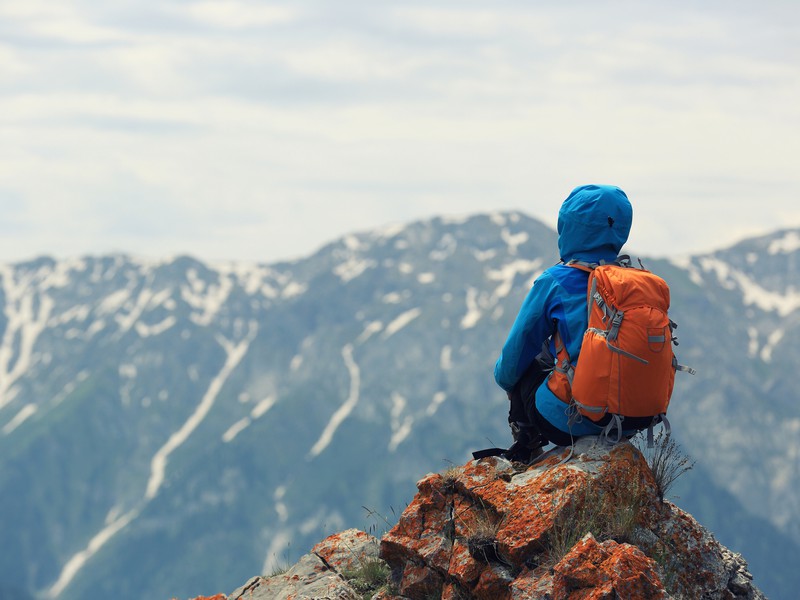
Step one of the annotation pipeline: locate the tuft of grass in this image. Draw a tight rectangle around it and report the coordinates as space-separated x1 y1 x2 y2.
440 464 461 494
464 506 506 565
265 542 293 578
545 471 648 565
267 563 290 578
633 431 695 501
362 505 398 538
342 558 392 599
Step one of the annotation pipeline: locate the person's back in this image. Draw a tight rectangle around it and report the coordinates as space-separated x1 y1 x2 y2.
493 184 633 459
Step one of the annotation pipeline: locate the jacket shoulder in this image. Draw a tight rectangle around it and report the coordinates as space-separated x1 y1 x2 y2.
539 263 589 293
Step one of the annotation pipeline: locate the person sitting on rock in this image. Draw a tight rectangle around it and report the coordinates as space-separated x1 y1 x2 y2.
493 184 633 462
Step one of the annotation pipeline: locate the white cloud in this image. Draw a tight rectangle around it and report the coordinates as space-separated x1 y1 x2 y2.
182 2 300 30
0 0 798 263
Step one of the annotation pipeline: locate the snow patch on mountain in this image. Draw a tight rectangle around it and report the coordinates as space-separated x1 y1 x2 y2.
473 248 497 262
45 505 142 599
98 289 131 315
501 228 528 255
0 266 55 409
425 391 447 417
222 418 251 443
460 287 481 329
747 327 759 358
487 258 543 300
383 308 422 337
251 396 276 419
356 321 383 344
440 345 452 370
116 288 159 333
760 329 785 362
2 403 37 434
388 392 413 452
135 316 177 338
274 486 289 523
489 212 507 227
224 262 278 297
290 354 303 371
334 256 376 283
669 256 704 286
222 395 277 443
147 325 256 498
382 292 403 304
308 344 360 458
686 256 800 316
182 271 234 327
281 281 307 298
429 234 457 261
768 231 800 254
52 370 90 406
49 305 91 327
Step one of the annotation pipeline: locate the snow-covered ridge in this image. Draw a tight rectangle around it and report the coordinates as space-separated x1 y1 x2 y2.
768 230 800 255
671 255 800 317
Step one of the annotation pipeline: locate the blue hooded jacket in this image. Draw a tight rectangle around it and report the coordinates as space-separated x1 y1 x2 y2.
494 184 633 436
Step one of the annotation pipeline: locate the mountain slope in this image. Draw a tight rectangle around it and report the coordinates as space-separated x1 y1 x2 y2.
0 215 797 600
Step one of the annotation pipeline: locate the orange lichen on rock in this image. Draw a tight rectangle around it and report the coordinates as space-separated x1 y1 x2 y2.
311 527 379 573
379 437 764 600
552 533 668 599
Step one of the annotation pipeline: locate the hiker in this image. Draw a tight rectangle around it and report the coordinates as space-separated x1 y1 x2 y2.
493 184 634 461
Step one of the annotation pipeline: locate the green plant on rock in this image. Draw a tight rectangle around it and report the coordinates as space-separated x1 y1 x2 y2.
545 470 648 565
465 506 503 564
341 558 392 599
440 464 461 494
649 538 682 595
362 505 398 538
632 431 695 501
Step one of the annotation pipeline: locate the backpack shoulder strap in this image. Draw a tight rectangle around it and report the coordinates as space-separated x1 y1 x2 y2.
565 259 596 273
566 255 632 272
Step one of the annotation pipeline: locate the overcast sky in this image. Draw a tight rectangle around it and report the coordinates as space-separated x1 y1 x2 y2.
2 0 798 264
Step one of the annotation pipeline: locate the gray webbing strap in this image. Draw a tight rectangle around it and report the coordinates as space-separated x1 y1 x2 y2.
646 414 671 448
673 356 697 375
556 444 575 466
554 359 575 387
573 398 606 416
567 259 599 270
606 340 648 364
601 414 624 444
660 414 671 437
647 420 655 448
566 402 582 427
607 311 624 341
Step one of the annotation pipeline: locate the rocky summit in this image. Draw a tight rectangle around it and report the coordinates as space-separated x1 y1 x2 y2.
202 437 764 600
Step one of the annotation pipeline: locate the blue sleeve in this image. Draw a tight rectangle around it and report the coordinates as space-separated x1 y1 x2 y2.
494 271 559 392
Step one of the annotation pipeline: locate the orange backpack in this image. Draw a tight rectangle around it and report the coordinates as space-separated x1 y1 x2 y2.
547 258 694 441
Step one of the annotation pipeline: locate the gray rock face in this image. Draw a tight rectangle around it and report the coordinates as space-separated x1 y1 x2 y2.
228 529 381 600
227 554 359 600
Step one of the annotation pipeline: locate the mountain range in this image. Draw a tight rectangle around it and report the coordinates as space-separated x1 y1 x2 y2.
0 212 797 599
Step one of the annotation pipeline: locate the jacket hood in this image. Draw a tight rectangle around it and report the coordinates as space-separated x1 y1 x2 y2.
557 184 632 262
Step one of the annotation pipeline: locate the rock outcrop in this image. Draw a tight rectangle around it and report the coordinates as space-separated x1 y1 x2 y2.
196 437 765 600
224 529 383 600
